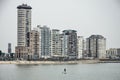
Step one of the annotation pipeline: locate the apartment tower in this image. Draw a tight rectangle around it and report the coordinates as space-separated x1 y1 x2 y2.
17 4 32 47
51 29 61 57
37 25 51 59
62 30 77 59
15 4 32 59
86 35 106 59
77 36 84 59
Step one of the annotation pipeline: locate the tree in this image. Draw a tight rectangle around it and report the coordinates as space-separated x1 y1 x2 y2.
0 50 2 56
10 53 14 58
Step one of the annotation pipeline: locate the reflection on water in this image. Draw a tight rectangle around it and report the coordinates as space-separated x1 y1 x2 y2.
0 63 120 80
16 64 39 67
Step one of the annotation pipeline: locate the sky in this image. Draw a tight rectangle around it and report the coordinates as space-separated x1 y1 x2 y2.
0 0 120 53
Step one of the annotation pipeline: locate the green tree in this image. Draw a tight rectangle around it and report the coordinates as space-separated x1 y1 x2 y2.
0 50 2 56
10 53 14 58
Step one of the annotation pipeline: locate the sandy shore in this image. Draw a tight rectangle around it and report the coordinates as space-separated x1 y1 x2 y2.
0 60 99 64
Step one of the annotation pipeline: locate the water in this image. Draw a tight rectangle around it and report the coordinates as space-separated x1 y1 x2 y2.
0 63 120 80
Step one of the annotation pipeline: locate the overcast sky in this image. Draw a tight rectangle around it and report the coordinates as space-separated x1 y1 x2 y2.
0 0 120 53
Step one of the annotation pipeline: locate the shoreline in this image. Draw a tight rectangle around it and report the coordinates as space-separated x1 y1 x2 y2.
0 60 120 64
0 60 98 64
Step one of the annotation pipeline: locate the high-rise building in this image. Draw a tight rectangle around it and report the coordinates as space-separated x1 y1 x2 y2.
62 30 77 59
16 4 32 59
86 35 106 59
37 25 51 59
83 39 87 58
8 43 11 53
51 29 61 57
77 36 84 59
59 34 64 57
29 30 40 59
17 4 32 47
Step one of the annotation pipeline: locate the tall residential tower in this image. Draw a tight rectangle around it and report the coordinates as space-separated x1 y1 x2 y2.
86 35 106 59
51 29 61 57
77 36 84 59
16 4 32 59
29 30 40 59
62 30 77 59
37 25 51 59
17 4 32 47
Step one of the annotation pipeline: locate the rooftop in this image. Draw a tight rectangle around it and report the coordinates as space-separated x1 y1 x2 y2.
17 4 32 9
89 35 105 39
63 29 77 33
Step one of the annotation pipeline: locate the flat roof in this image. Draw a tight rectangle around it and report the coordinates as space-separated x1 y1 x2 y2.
17 4 32 9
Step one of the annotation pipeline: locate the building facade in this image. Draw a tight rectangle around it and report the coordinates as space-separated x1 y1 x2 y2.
15 46 30 60
77 36 84 59
62 30 77 59
51 29 61 57
86 35 106 59
59 34 64 57
29 30 40 59
106 48 120 59
17 4 32 47
16 4 32 59
37 25 51 59
8 43 11 53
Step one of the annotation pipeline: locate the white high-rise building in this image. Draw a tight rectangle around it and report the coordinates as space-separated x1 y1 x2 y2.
51 29 61 57
59 34 64 57
17 4 32 47
16 4 32 59
77 36 84 59
36 25 51 59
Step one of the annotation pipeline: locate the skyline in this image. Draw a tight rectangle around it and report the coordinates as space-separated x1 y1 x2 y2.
0 0 120 52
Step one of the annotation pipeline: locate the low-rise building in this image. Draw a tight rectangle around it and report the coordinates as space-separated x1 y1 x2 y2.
15 46 30 60
106 48 120 59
